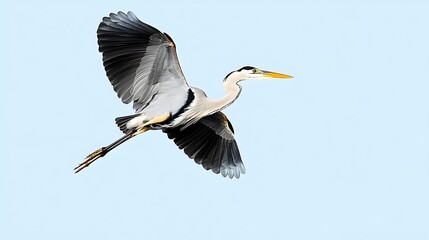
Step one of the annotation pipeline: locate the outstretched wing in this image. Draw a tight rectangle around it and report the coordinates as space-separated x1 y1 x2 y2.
97 11 189 112
163 112 246 179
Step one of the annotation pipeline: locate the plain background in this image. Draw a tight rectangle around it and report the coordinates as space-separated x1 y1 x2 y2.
2 1 428 239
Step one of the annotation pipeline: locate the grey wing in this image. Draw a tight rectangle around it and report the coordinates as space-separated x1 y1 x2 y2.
163 112 246 179
97 11 189 112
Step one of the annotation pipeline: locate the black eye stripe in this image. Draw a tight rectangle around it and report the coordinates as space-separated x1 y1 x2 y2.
238 66 255 71
224 66 258 81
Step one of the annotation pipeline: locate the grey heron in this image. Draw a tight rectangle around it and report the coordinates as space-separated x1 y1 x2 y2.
74 11 293 179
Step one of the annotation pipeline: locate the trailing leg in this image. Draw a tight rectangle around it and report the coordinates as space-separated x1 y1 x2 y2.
74 126 149 173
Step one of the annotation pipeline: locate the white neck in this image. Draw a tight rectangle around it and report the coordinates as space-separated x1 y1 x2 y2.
177 71 246 128
203 71 243 115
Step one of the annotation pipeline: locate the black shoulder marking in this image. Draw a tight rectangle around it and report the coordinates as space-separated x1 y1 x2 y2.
172 88 195 119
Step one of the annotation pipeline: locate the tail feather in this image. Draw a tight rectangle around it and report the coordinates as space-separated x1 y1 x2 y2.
115 114 141 134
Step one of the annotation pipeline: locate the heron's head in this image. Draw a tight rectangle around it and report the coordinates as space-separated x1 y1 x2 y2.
224 66 293 83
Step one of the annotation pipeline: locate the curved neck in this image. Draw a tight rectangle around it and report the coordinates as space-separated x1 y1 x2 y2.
203 73 243 115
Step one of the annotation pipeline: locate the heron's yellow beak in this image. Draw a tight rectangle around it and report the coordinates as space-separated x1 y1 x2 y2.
262 70 294 79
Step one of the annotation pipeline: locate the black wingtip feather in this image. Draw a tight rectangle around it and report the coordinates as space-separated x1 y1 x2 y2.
163 112 245 179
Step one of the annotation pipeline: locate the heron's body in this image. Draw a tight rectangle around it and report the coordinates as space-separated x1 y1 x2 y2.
75 11 292 178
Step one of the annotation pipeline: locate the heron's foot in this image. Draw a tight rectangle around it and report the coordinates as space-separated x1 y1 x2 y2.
74 147 106 173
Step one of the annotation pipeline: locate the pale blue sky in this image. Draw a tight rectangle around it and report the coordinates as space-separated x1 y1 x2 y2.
1 1 429 239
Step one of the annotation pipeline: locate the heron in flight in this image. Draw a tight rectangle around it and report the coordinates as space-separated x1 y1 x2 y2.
74 11 293 179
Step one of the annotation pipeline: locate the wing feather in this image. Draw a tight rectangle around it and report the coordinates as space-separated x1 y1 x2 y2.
163 112 245 179
97 11 188 112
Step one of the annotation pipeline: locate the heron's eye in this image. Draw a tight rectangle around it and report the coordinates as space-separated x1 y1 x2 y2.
252 69 257 73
